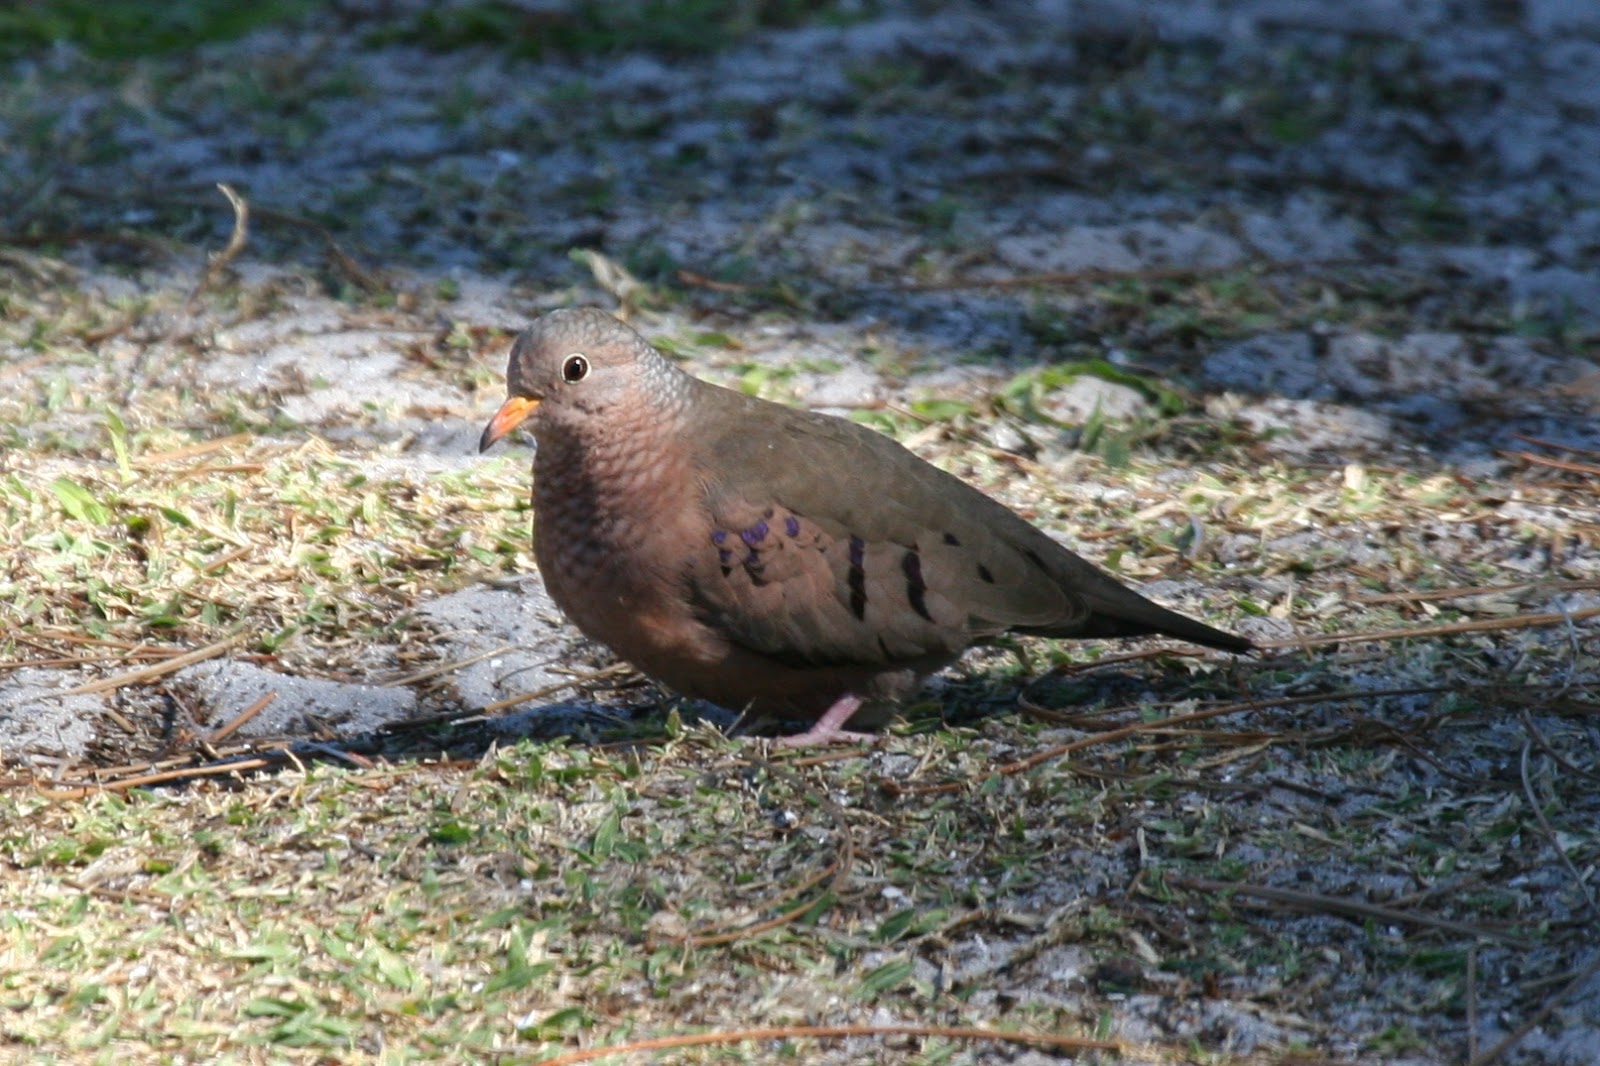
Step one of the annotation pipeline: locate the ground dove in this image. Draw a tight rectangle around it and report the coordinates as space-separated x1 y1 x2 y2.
481 308 1251 746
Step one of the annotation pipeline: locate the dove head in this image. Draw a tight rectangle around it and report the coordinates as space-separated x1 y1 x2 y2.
479 308 691 452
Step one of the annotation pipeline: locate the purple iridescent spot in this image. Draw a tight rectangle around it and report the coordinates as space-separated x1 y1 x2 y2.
718 548 733 564
740 520 768 546
785 515 800 537
711 530 727 545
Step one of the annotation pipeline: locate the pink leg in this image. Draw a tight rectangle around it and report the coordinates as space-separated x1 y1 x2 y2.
772 694 879 749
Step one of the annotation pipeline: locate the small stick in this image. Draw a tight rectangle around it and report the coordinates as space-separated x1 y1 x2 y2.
1255 607 1600 651
1510 433 1600 462
880 256 1364 293
478 662 636 715
1176 877 1528 944
59 632 248 697
1503 451 1600 477
206 692 276 746
381 643 516 687
535 1024 1119 1066
36 755 280 799
1352 578 1600 605
133 433 252 466
188 183 249 306
1465 950 1600 1066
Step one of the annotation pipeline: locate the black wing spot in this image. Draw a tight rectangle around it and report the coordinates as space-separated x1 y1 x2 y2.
902 548 932 622
877 635 892 659
847 534 868 620
744 548 769 587
942 531 961 546
977 563 995 584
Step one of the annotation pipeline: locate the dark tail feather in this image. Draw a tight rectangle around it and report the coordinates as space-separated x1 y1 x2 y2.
1067 608 1253 653
1022 577 1254 653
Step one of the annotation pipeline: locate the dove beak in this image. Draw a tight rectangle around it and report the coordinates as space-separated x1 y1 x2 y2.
479 395 541 452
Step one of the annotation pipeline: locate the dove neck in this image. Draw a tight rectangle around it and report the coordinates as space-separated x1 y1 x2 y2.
532 372 697 540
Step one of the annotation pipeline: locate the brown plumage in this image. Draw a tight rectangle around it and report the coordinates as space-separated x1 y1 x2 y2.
480 308 1250 745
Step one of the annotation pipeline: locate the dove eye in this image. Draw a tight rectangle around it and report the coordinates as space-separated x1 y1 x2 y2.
561 353 590 383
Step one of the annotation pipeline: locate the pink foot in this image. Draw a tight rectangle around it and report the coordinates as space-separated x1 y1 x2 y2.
772 695 878 749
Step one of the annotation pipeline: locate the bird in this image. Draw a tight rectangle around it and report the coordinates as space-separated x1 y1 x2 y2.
480 308 1251 746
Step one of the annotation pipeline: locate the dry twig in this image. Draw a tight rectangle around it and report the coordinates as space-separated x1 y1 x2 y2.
57 633 249 697
1174 878 1529 945
536 1023 1119 1065
188 183 249 306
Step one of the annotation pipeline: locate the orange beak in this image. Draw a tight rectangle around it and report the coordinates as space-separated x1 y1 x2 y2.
479 396 541 453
